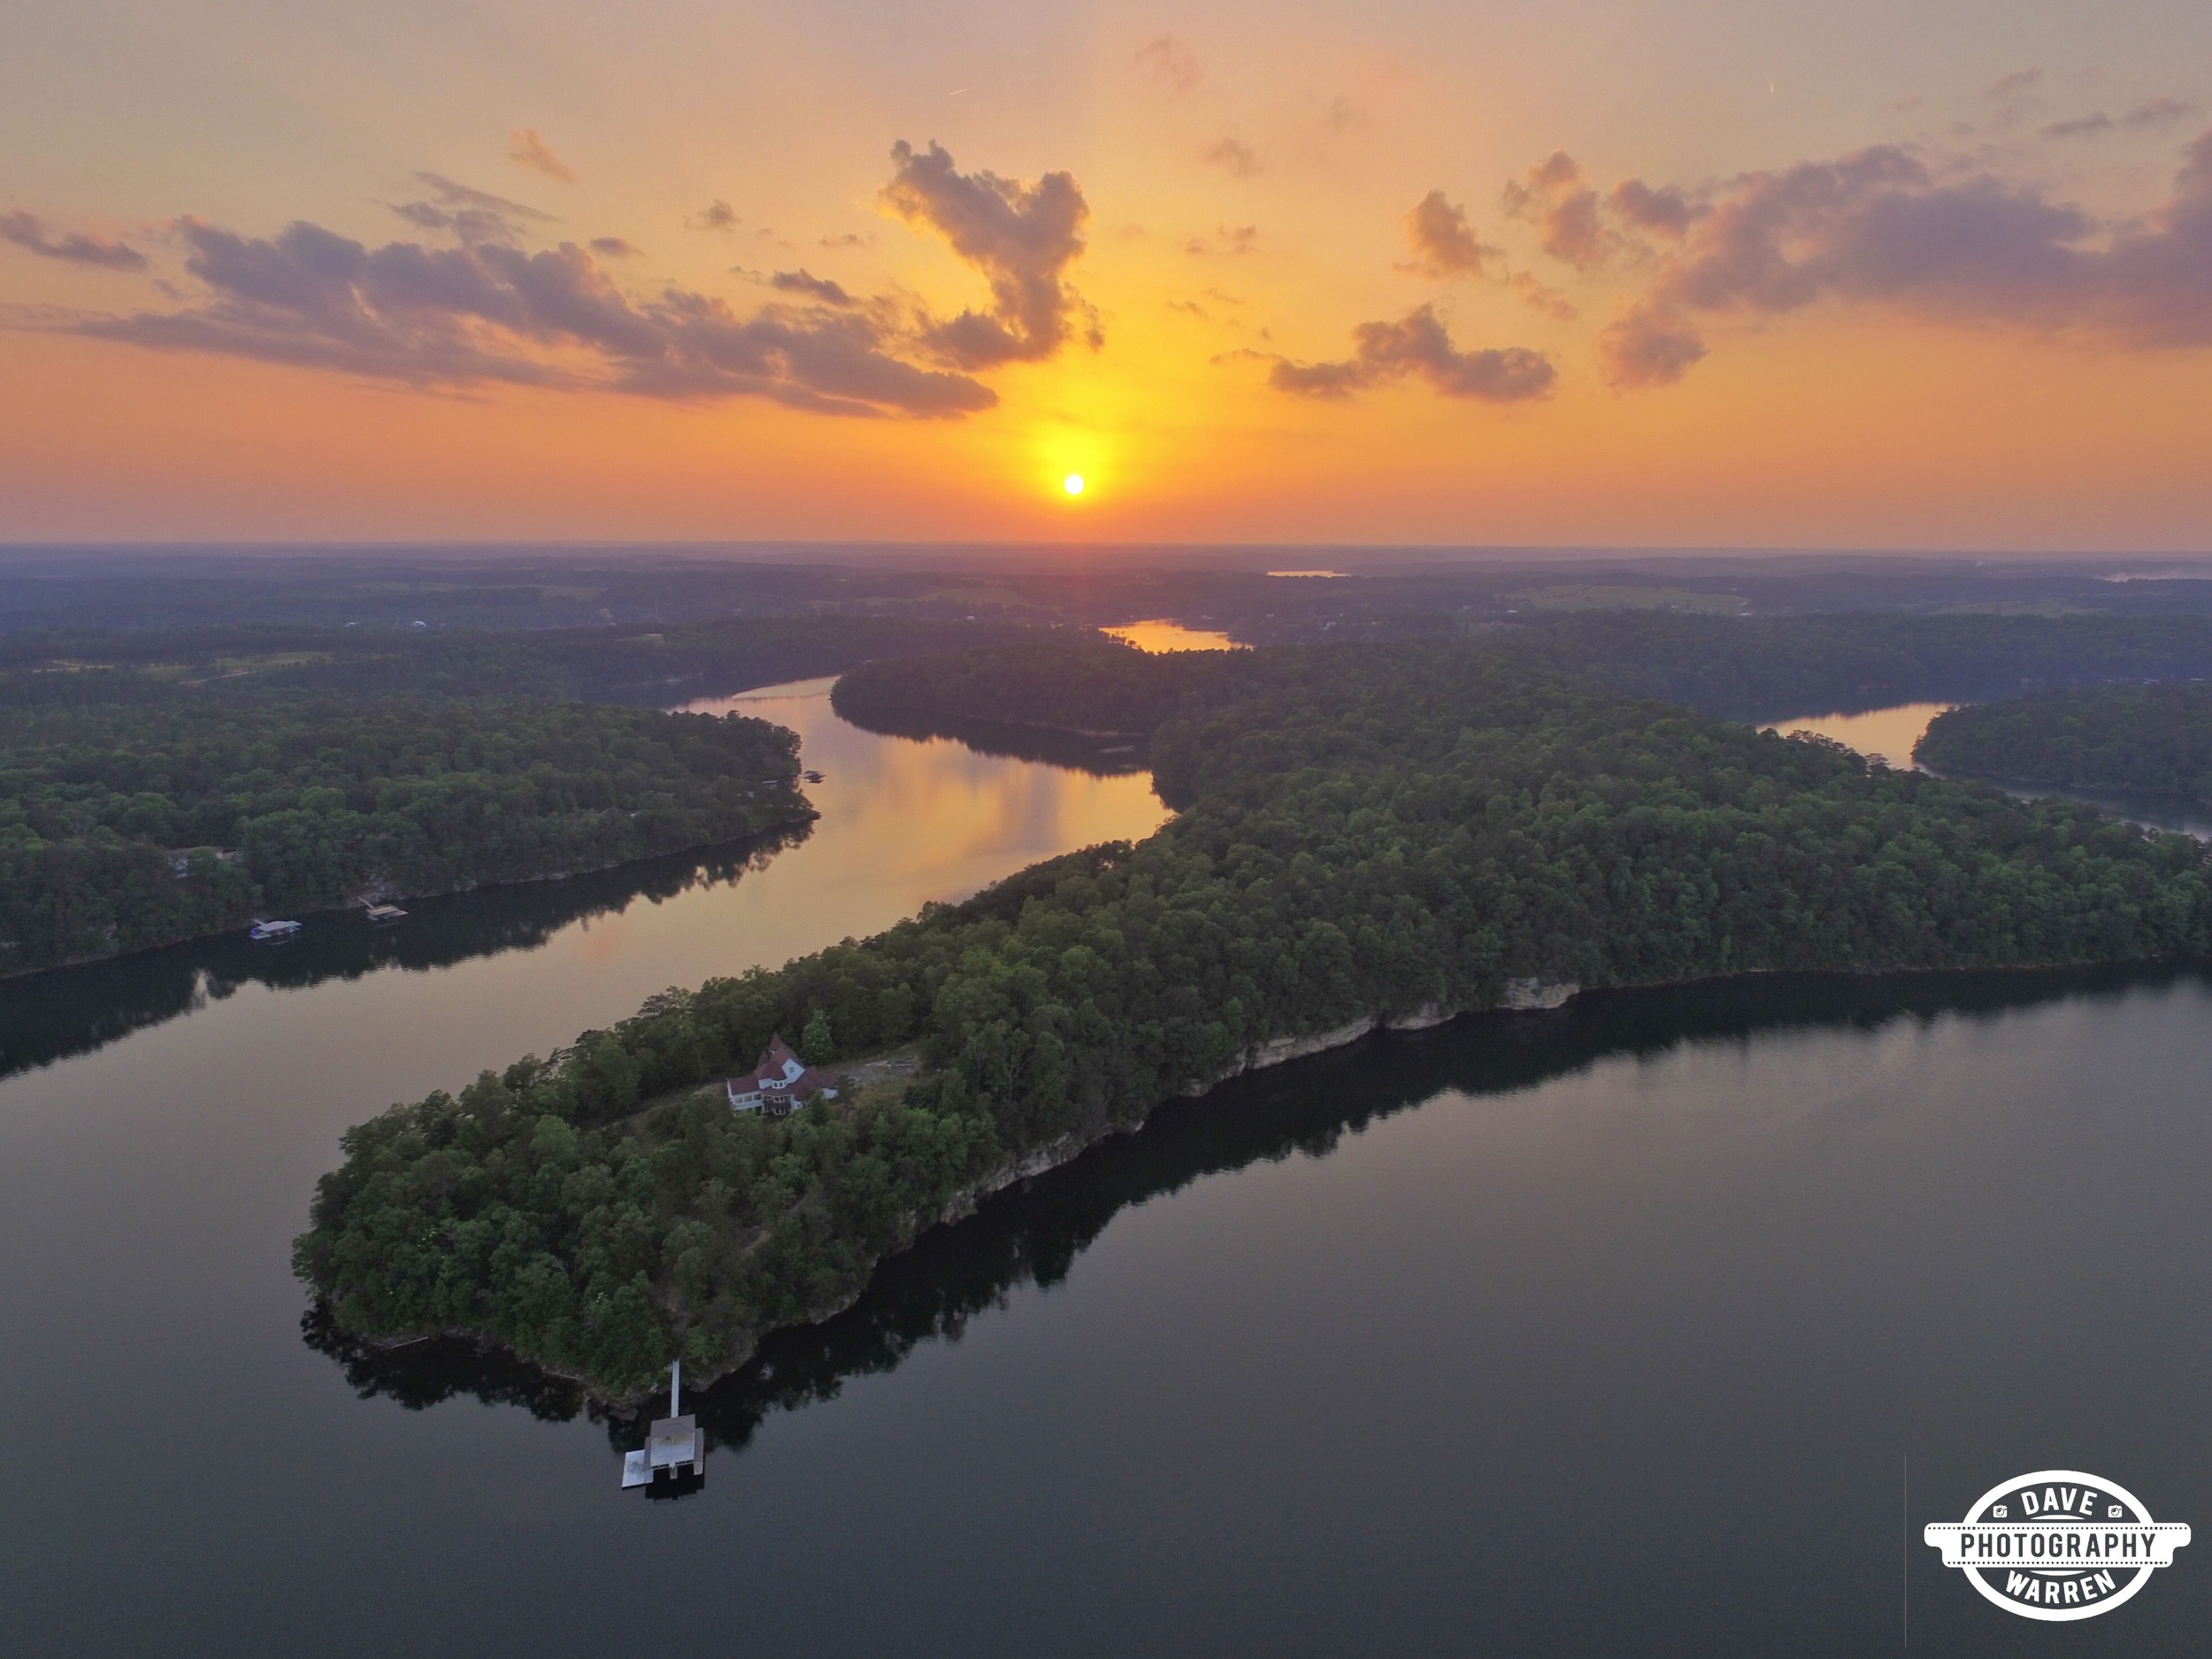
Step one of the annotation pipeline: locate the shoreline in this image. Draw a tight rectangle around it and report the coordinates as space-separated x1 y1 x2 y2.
0 809 818 984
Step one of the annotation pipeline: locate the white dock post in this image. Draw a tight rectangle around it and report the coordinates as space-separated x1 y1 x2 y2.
670 1358 681 1417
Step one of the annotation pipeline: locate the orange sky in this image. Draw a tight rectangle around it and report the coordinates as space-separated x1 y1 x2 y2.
3 0 2209 549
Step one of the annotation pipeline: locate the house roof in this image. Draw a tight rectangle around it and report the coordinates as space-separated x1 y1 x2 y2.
727 1033 837 1099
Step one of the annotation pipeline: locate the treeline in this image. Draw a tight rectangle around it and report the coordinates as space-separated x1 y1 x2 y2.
297 642 2212 1396
1916 682 2212 801
0 699 806 972
833 613 2212 736
0 614 1026 709
0 613 1032 972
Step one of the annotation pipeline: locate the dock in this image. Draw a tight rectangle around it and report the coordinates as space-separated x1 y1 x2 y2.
623 1361 705 1494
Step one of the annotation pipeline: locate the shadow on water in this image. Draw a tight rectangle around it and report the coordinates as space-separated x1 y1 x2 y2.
0 823 810 1082
303 957 2200 1454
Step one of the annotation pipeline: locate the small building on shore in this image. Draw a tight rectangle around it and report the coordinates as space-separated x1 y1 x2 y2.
726 1034 839 1116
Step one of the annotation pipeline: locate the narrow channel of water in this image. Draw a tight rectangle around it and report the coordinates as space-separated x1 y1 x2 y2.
1768 698 2212 837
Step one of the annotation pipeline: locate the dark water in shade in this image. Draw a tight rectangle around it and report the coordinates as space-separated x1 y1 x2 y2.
4 687 2212 1656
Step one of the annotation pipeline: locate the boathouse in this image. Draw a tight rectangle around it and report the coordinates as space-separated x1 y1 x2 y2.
726 1034 839 1115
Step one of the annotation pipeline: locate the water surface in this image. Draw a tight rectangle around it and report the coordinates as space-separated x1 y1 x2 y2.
2 687 2208 1657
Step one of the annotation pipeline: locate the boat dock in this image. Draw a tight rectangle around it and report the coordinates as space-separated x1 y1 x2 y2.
623 1361 704 1494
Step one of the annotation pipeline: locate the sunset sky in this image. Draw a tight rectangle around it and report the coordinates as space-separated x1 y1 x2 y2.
3 0 2208 549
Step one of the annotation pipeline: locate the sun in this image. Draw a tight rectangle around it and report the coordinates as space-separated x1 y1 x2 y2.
1062 472 1086 497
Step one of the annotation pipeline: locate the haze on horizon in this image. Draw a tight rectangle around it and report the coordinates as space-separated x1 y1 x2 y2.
3 0 2208 551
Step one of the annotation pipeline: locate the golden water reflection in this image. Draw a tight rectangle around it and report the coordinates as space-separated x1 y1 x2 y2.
680 679 1173 950
1100 619 1247 654
1765 702 1955 770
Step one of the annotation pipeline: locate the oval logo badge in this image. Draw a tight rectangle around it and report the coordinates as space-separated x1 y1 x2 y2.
1924 1470 2190 1621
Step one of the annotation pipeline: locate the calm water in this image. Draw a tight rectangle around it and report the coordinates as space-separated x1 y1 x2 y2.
1773 699 2212 837
4 686 2211 1655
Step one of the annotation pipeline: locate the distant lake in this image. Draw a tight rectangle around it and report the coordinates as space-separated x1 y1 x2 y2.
1765 700 1955 768
3 682 2208 1656
1102 618 1248 653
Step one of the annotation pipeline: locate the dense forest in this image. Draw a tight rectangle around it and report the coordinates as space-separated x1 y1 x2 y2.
0 613 1025 708
296 641 2212 1397
0 698 807 972
1916 682 2212 802
833 613 2212 736
0 613 1030 972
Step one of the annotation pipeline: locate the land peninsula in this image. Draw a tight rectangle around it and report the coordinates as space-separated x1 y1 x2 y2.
296 636 2212 1399
0 614 1014 972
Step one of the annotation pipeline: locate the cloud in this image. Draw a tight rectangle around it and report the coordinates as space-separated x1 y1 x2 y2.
1509 271 1578 320
1134 36 1202 96
691 200 740 232
69 216 996 418
0 210 147 271
1321 96 1366 134
1988 68 2043 101
1502 151 1627 272
2053 97 2205 138
879 139 1099 366
588 236 639 257
1270 304 1555 402
1599 127 2212 387
2124 96 2201 130
1398 190 1501 278
1186 224 1260 257
770 268 856 305
391 174 553 244
819 231 872 249
1609 179 1698 240
1596 302 1707 388
2041 111 2115 141
508 129 577 184
1202 136 1263 177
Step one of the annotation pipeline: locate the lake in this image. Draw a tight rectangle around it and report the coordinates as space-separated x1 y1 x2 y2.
2 685 2208 1656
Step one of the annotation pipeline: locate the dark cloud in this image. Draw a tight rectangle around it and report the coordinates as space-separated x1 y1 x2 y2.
691 200 740 232
819 231 872 249
508 130 577 184
1202 137 1263 178
72 217 995 418
1600 128 2212 387
879 139 1099 367
1134 36 1202 96
1270 304 1555 402
0 210 147 271
1399 190 1500 278
391 174 553 245
1502 151 1626 272
588 236 639 257
770 269 856 305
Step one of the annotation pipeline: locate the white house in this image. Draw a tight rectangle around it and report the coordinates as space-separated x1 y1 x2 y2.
726 1034 840 1116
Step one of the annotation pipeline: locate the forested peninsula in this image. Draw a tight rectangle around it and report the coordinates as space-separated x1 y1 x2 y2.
0 614 1021 972
0 698 810 973
296 639 2212 1399
1917 682 2212 804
